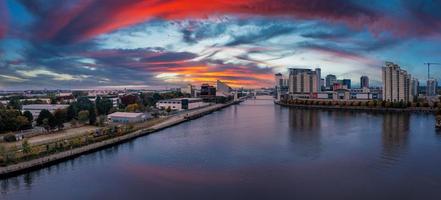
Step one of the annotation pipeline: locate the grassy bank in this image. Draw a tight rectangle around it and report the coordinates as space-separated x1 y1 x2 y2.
0 118 167 167
0 101 238 177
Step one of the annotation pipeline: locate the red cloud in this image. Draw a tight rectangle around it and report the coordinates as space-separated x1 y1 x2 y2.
0 0 8 38
25 0 376 43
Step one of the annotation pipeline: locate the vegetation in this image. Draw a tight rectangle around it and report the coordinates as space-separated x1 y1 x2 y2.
96 96 113 115
78 110 90 124
283 99 437 110
0 117 166 166
0 109 32 133
3 134 17 142
53 109 67 130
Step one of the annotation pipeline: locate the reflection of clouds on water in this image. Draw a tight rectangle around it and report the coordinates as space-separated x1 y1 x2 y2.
288 109 322 159
123 163 240 186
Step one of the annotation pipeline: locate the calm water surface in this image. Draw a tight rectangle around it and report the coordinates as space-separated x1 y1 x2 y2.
2 97 441 200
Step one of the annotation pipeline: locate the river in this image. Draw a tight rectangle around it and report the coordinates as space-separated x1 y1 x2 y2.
2 97 441 200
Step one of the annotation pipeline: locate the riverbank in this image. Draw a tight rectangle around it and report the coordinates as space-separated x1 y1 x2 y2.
0 101 238 178
275 101 436 113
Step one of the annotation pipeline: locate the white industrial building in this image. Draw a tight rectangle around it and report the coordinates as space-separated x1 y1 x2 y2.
22 104 70 118
107 112 150 123
156 98 208 111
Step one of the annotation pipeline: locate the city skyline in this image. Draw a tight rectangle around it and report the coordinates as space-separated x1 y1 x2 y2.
1 1 441 90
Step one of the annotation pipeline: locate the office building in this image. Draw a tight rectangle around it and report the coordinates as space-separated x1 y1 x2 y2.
325 74 337 88
426 79 438 96
342 79 351 89
156 98 208 111
382 62 412 102
200 84 216 97
288 68 321 97
181 84 195 97
275 73 289 101
360 76 369 88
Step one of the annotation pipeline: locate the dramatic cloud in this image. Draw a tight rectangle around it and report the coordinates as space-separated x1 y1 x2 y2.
19 0 377 43
0 1 7 39
1 0 441 89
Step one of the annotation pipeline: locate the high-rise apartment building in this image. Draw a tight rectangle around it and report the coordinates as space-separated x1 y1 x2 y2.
325 74 337 88
410 78 419 101
426 79 438 96
382 62 412 102
360 76 369 88
288 68 321 94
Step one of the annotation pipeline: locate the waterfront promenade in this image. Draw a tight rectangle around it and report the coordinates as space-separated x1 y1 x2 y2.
0 101 238 177
275 101 436 113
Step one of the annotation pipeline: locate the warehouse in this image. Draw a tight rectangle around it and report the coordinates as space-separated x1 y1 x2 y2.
22 104 70 118
107 112 150 124
156 98 208 111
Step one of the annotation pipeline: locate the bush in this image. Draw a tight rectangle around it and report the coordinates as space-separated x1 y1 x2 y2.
3 134 16 142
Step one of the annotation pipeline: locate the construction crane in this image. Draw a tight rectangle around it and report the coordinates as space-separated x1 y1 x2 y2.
424 62 441 79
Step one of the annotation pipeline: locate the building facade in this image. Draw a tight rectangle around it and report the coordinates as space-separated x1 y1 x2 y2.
382 62 412 102
107 112 149 124
22 104 70 118
325 74 337 89
360 76 369 88
342 79 351 89
156 98 208 111
275 73 289 101
181 84 195 97
426 79 438 97
200 84 216 97
288 68 321 98
216 80 233 97
410 78 419 100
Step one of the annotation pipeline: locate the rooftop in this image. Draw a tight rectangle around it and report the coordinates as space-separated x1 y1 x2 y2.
107 112 145 118
158 98 202 102
22 104 70 110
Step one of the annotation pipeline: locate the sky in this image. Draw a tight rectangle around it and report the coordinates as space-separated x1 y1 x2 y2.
0 0 441 90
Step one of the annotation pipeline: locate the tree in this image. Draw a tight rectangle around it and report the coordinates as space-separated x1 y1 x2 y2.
22 140 31 156
78 110 90 124
7 97 22 110
0 109 21 132
88 107 97 125
120 94 139 107
50 95 58 104
96 97 113 115
76 97 92 109
125 103 140 112
42 118 51 132
97 115 107 127
53 109 67 130
16 116 30 130
66 104 78 121
36 109 53 126
23 111 33 122
70 119 78 128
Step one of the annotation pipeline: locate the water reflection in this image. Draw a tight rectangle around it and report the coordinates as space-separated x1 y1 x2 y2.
288 109 322 159
380 113 410 168
1 99 441 200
